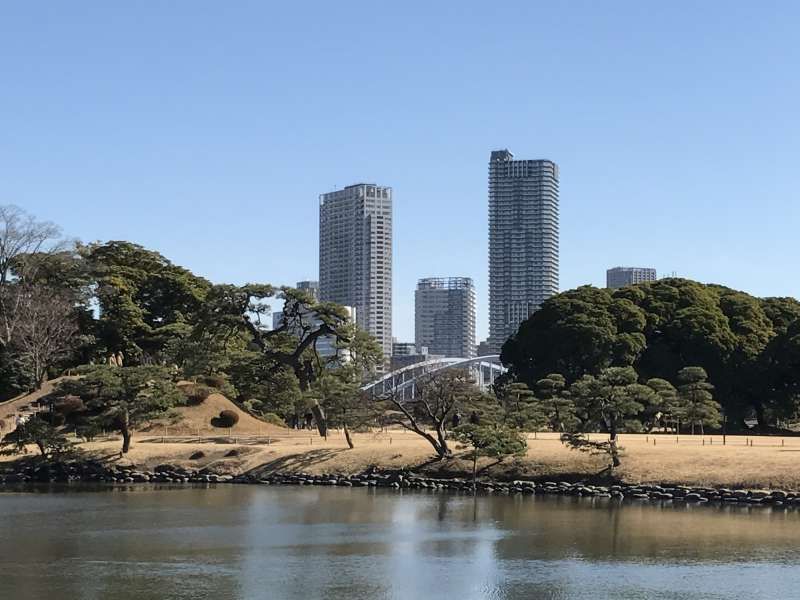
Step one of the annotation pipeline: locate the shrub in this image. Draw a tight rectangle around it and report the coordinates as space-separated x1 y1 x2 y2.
184 384 212 406
203 375 227 389
261 412 286 427
212 410 239 428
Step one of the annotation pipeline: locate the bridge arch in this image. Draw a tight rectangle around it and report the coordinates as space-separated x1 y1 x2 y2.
362 355 506 398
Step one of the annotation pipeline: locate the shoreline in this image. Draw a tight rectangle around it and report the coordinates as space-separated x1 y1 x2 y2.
2 461 799 509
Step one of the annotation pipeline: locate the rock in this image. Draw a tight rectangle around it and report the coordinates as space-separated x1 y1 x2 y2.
189 451 205 460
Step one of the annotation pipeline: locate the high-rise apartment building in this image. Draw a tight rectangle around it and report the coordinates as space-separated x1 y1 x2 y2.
488 150 559 353
606 267 657 289
295 280 319 300
415 277 476 358
319 183 393 365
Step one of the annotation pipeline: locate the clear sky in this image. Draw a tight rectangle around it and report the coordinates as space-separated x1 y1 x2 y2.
2 1 798 342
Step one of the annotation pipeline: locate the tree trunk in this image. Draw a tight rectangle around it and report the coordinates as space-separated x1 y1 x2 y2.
343 422 354 449
121 426 132 454
434 423 450 459
310 402 328 438
609 420 621 468
472 452 478 494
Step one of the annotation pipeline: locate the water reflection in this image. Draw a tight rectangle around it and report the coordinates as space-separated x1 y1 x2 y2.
1 485 800 599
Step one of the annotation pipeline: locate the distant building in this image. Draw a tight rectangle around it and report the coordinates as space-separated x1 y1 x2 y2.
295 280 319 300
272 281 356 360
272 300 355 361
390 345 444 372
476 340 492 357
392 341 421 357
415 277 476 358
319 183 392 368
488 150 559 353
606 267 657 289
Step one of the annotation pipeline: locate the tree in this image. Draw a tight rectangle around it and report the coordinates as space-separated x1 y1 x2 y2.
0 415 73 459
494 381 547 430
644 378 681 432
193 284 372 436
501 286 649 383
453 423 527 492
84 241 211 364
502 279 800 430
535 373 576 431
12 287 79 387
313 367 375 449
563 366 655 468
381 370 481 459
0 205 63 349
56 365 183 453
677 366 721 434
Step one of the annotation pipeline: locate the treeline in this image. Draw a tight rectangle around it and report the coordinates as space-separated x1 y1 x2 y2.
501 281 800 430
0 206 382 442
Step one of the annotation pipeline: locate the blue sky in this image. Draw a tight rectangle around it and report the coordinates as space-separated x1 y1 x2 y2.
2 1 798 342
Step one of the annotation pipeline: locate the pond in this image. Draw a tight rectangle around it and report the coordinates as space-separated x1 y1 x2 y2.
1 484 798 599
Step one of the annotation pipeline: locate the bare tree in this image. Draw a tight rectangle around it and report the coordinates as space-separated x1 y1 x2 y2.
381 369 480 459
0 205 63 348
13 287 78 388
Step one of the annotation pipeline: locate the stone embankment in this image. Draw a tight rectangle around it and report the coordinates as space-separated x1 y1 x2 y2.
1 462 799 507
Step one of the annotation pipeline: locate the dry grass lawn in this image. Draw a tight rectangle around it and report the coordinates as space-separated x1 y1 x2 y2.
3 429 798 490
4 384 800 489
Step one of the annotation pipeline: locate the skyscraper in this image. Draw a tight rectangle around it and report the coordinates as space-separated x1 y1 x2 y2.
488 150 559 353
319 183 393 365
606 266 657 289
415 277 476 358
295 280 319 300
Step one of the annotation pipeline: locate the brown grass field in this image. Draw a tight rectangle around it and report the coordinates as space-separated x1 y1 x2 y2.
2 429 798 490
3 383 800 489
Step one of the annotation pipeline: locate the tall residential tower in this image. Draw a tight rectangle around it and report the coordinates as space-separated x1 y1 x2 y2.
415 277 476 358
319 183 393 365
488 150 559 353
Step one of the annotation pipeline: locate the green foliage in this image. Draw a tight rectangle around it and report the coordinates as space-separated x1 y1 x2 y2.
495 381 547 430
85 241 211 364
453 423 528 460
643 377 680 430
54 365 184 453
0 415 73 458
453 423 527 488
563 366 656 468
502 279 800 429
535 373 577 431
677 366 721 433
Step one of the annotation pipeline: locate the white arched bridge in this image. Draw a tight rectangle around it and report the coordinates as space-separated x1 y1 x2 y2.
362 355 506 399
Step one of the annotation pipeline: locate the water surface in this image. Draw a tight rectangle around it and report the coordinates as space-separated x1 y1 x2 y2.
1 484 799 599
